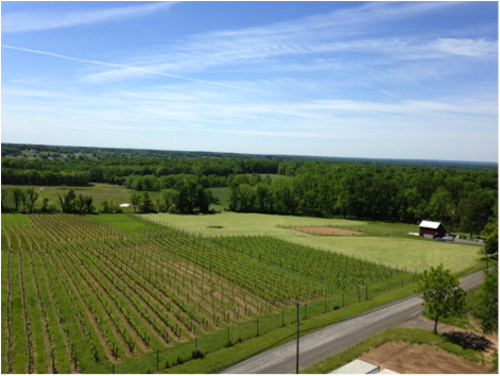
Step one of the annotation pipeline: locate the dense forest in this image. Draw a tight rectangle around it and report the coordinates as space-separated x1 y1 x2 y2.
2 143 498 236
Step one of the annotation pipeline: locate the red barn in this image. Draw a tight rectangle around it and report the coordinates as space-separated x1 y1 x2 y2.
419 220 446 239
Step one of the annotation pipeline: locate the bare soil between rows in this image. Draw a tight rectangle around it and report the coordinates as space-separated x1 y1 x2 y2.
287 226 363 235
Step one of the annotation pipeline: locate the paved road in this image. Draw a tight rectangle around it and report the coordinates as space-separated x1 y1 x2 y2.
221 270 485 374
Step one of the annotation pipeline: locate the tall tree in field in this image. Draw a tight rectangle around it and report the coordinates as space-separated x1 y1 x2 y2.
74 193 86 214
238 184 256 212
83 196 94 214
161 189 179 213
12 187 25 213
58 189 76 213
130 193 141 212
139 192 155 213
197 187 214 214
475 268 498 334
255 183 271 213
1 187 10 212
26 187 39 214
228 184 241 212
417 264 466 334
175 178 198 214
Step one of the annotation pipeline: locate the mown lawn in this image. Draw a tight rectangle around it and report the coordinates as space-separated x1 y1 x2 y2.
144 212 482 275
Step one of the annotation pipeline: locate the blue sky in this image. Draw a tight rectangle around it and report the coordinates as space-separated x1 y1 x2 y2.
2 1 498 162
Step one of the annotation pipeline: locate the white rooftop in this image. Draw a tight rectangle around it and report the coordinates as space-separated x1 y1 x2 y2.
419 220 441 229
330 359 380 374
378 369 398 374
119 203 131 208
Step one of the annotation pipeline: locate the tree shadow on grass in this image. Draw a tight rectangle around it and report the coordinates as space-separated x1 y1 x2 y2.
443 330 495 351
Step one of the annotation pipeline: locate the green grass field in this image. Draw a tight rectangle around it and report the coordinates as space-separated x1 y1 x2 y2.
2 184 164 214
143 212 482 275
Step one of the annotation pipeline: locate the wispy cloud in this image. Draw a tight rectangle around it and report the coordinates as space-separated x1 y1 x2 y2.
1 45 310 100
2 2 176 33
75 2 495 86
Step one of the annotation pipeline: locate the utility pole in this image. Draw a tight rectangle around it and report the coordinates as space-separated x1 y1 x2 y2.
290 299 306 374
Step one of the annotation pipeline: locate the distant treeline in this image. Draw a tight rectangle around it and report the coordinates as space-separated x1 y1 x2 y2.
2 143 498 236
228 163 498 237
2 157 279 186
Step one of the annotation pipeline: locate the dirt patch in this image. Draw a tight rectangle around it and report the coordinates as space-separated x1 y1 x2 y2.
287 226 363 235
360 341 495 374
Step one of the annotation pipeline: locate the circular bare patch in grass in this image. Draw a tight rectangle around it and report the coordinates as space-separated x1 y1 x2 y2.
287 226 363 235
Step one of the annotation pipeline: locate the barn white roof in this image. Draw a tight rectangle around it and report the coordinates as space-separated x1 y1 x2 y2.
419 220 441 229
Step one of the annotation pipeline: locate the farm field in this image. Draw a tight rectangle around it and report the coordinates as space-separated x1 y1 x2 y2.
1 213 415 374
144 212 482 275
1 184 163 214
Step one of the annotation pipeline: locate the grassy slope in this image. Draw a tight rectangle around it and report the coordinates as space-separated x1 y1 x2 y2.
144 212 481 274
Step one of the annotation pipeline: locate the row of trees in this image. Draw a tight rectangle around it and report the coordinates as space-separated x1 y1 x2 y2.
2 155 279 186
1 188 95 214
123 173 272 192
129 177 216 214
228 166 497 236
2 168 91 186
1 187 44 213
57 190 95 214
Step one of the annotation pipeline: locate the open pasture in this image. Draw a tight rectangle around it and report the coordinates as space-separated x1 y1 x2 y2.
145 212 482 274
287 226 363 235
1 213 413 373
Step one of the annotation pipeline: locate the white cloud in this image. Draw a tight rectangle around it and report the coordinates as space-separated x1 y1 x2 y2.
427 38 498 57
2 2 176 33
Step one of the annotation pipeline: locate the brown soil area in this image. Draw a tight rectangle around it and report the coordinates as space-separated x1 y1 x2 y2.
359 316 498 374
360 342 495 374
287 226 363 235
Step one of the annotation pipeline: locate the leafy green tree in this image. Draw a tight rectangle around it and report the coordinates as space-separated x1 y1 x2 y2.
475 268 498 334
83 196 94 214
417 264 466 334
255 183 271 213
161 189 179 213
25 187 39 214
74 194 86 214
57 189 76 213
130 193 141 212
427 187 456 228
139 192 155 213
197 187 214 214
1 188 10 212
485 234 498 257
12 187 26 212
238 184 256 212
458 191 495 237
228 184 241 212
175 179 198 214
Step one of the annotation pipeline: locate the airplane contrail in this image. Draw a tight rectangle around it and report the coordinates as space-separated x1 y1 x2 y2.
2 45 308 100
